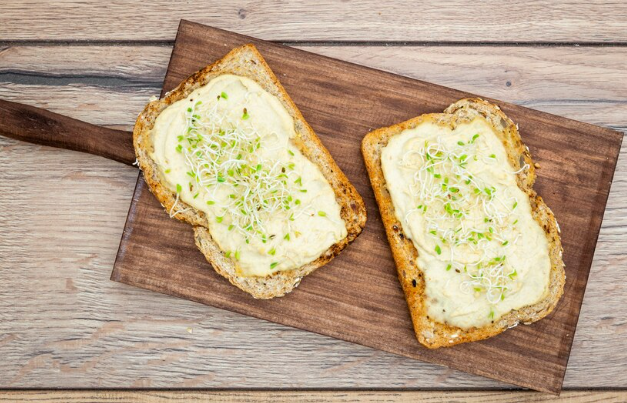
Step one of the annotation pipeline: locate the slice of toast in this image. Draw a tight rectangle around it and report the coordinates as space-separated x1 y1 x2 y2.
362 98 565 348
134 44 366 299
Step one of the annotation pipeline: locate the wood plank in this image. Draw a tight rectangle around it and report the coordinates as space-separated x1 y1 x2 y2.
1 1 627 42
110 22 622 393
0 83 157 127
2 45 626 128
1 390 626 402
0 44 625 389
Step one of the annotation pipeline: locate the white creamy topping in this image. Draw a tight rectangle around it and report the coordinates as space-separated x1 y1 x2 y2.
150 74 347 277
382 118 550 329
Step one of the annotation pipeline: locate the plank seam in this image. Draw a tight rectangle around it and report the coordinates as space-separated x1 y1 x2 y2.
2 40 627 47
0 387 626 391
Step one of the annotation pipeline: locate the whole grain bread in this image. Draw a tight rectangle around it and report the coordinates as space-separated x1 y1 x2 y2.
134 44 366 299
362 98 565 348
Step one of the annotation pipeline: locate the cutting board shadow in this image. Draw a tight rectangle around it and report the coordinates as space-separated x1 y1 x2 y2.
111 20 623 394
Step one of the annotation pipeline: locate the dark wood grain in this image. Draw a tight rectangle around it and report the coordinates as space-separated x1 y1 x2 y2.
111 21 623 394
0 98 135 166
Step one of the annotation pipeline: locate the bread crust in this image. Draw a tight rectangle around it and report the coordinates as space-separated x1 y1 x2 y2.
362 98 565 348
134 44 366 299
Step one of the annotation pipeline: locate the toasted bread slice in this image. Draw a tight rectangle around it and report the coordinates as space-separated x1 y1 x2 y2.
362 98 565 348
134 44 366 299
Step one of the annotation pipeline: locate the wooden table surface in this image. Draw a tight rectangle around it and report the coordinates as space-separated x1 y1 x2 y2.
1 1 626 401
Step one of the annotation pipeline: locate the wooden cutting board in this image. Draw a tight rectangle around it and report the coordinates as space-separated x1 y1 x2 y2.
111 20 623 393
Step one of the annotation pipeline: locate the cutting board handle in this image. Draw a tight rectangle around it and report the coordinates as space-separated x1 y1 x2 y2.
0 99 136 166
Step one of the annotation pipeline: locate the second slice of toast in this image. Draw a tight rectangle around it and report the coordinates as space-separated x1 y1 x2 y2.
362 98 565 348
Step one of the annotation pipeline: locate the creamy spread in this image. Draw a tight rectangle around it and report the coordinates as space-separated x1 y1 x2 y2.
150 74 347 277
382 118 550 329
